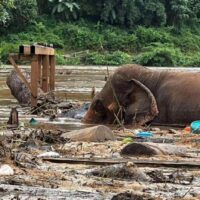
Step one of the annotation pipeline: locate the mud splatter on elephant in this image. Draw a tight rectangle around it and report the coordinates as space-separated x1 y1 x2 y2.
83 64 200 125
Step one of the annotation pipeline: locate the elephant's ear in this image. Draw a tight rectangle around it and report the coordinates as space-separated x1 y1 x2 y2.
124 79 159 125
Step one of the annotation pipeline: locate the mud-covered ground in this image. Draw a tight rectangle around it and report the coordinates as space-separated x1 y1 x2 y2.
0 66 200 200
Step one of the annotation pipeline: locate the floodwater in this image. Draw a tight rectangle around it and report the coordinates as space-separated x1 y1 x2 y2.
0 65 115 130
1 65 200 200
1 65 200 129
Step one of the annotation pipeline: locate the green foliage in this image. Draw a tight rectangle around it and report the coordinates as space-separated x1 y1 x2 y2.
0 0 37 32
99 0 167 27
135 27 173 49
173 30 200 53
56 53 81 65
1 16 200 67
84 51 132 65
189 0 200 19
37 0 52 15
11 0 37 28
60 23 104 50
103 29 137 52
48 0 80 20
166 0 191 28
186 53 200 67
142 0 166 26
2 0 200 32
52 21 139 52
0 0 14 27
134 46 184 67
0 43 18 64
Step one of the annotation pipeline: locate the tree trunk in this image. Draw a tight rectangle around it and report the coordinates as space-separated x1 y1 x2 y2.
6 70 31 105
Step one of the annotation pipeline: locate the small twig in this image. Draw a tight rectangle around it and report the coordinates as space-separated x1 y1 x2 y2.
181 186 192 198
106 66 121 108
25 102 50 115
106 66 124 129
113 112 124 128
112 107 122 124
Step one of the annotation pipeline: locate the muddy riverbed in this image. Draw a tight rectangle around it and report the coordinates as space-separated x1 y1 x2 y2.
0 65 111 130
1 65 200 200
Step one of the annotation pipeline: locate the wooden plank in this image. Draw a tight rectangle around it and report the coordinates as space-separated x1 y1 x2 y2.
42 55 49 92
31 45 55 55
8 56 32 92
49 55 55 90
9 53 35 61
31 58 39 107
19 45 31 55
42 157 200 168
38 56 42 86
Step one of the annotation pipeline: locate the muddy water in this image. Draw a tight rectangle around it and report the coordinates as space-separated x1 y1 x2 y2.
1 65 200 200
1 65 200 130
0 65 117 130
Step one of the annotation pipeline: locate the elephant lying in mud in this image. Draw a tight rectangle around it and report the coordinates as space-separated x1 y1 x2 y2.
83 64 200 126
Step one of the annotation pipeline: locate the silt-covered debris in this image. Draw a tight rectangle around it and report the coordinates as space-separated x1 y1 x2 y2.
1 66 200 200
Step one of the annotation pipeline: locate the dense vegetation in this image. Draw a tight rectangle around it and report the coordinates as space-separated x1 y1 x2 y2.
1 0 200 66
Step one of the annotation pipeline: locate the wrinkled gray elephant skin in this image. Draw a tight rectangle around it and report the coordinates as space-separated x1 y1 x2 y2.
83 64 200 125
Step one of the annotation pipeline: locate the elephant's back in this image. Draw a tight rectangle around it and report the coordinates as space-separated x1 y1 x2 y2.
155 71 200 124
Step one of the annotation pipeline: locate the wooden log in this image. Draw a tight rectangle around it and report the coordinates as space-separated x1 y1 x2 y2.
31 45 55 55
42 157 200 168
6 70 31 105
49 55 55 91
42 55 49 92
31 58 39 107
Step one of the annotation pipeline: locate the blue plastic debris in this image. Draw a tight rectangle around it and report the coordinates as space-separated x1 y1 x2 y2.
136 131 154 138
29 118 39 126
191 120 200 134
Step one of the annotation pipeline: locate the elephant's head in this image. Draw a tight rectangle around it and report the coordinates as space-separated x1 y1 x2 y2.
83 68 159 125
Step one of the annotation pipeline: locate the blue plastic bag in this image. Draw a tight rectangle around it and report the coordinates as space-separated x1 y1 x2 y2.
191 120 200 134
136 131 154 138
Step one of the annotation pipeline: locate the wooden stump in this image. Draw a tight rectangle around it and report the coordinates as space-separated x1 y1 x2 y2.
7 107 19 128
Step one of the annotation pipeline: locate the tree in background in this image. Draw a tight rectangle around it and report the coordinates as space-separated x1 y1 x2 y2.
37 0 52 15
0 0 37 32
188 0 200 23
0 0 14 27
142 0 166 26
100 0 143 27
82 0 166 27
48 0 80 20
165 0 191 28
11 0 38 29
36 0 200 28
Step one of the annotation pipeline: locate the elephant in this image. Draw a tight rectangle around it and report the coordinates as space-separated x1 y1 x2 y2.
83 64 200 126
